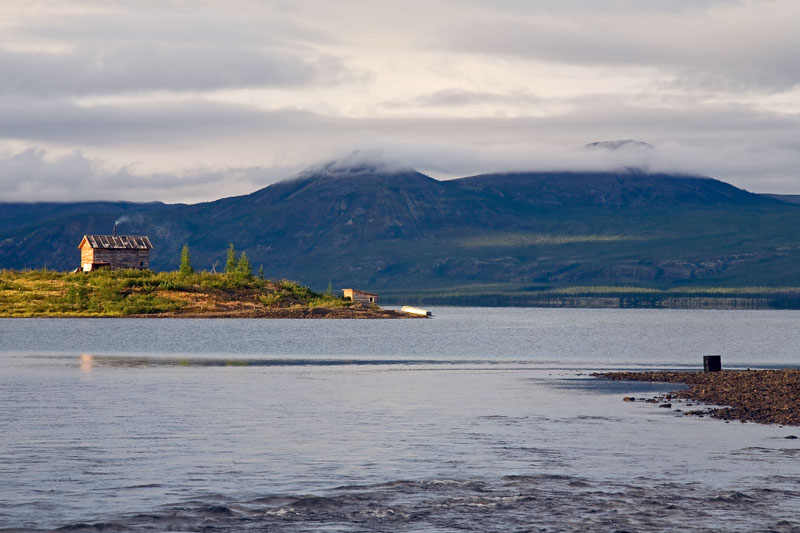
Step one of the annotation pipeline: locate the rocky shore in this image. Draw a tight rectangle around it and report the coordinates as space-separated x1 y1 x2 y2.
596 370 800 426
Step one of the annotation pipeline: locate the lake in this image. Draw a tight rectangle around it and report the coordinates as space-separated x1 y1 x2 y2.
1 308 799 531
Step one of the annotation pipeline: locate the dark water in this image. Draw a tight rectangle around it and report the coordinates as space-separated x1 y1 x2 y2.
1 308 799 531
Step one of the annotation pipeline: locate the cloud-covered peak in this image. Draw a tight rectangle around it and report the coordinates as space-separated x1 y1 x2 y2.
295 150 417 181
585 140 654 151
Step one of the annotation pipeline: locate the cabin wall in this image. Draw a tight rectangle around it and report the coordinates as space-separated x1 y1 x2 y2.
80 246 95 267
80 246 150 270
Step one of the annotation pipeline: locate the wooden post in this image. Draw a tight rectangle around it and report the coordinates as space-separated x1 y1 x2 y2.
703 355 722 372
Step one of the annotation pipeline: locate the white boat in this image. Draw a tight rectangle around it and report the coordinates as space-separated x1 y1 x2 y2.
400 306 432 317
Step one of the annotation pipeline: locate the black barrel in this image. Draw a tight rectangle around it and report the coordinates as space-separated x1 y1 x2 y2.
703 355 722 372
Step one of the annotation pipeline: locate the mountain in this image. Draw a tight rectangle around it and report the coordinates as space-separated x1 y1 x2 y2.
2 166 800 292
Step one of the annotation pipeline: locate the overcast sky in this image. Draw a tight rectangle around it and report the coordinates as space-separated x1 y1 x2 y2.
1 0 799 202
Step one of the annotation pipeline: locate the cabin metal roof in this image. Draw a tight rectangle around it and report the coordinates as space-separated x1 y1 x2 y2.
79 235 153 250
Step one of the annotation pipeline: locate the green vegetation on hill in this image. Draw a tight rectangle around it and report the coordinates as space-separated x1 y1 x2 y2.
0 269 355 317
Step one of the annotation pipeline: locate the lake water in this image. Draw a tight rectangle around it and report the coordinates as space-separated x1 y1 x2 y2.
1 308 799 532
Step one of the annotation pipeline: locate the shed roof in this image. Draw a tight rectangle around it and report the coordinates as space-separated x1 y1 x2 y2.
79 235 153 250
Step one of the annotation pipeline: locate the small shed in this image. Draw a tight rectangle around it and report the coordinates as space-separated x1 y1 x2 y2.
78 235 153 271
342 288 379 304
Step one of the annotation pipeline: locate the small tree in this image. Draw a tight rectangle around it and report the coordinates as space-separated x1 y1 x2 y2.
258 264 264 280
179 244 193 275
225 243 238 273
237 251 252 279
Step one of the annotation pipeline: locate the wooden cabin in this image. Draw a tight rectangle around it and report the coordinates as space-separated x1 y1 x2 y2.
342 288 379 304
78 235 153 271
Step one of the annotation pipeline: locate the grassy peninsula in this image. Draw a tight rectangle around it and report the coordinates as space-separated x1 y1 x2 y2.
0 269 407 318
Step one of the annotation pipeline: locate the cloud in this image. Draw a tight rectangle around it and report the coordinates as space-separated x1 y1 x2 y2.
390 88 543 109
0 147 298 203
0 45 340 97
326 138 800 196
0 96 324 144
0 2 351 97
5 114 800 206
0 1 799 201
4 90 800 197
435 0 800 92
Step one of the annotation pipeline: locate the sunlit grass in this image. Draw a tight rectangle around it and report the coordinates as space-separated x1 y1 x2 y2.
0 268 353 317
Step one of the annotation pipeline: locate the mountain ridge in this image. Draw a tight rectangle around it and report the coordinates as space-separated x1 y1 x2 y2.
1 166 799 291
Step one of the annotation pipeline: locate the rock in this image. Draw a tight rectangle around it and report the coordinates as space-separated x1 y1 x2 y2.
623 397 636 402
785 435 798 439
659 403 672 408
595 369 800 426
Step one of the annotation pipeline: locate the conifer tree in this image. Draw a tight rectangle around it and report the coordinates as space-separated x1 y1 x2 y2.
179 244 193 275
237 251 252 278
225 243 238 273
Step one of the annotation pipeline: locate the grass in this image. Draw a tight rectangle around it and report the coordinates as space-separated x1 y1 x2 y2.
0 269 354 317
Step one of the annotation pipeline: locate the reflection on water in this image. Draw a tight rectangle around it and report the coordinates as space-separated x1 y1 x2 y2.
79 353 93 372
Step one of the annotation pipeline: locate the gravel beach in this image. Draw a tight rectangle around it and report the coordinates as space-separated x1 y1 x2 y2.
596 369 800 426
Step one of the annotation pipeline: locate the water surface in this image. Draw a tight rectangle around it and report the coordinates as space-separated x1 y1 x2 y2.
1 308 799 531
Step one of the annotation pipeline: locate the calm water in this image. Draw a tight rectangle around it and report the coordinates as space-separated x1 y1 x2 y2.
1 308 799 532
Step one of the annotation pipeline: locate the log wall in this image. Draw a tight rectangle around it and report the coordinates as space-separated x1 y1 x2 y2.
80 246 150 270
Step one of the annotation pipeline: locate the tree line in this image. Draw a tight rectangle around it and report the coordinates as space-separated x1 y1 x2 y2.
180 243 264 279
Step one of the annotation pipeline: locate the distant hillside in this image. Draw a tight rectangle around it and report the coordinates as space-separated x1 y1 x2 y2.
764 194 800 204
2 166 800 292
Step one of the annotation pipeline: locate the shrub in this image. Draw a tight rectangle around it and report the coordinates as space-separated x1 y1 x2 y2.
278 279 314 300
66 279 90 310
259 293 283 308
119 293 183 315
